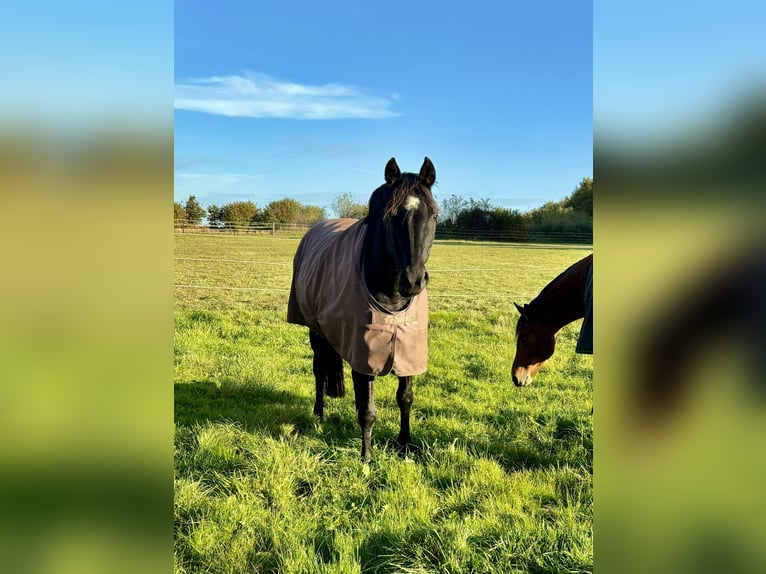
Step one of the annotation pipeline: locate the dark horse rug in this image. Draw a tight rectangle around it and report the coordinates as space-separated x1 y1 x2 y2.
287 218 428 377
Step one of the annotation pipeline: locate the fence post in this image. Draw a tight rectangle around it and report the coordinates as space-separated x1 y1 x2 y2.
272 222 275 236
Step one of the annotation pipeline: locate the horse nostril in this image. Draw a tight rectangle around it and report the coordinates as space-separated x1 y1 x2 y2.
404 270 427 294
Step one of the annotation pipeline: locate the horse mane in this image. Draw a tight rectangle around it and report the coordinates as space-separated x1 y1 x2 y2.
368 173 439 221
515 254 593 338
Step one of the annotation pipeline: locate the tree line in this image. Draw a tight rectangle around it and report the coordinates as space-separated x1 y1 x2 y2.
174 197 327 228
437 177 592 242
174 177 592 243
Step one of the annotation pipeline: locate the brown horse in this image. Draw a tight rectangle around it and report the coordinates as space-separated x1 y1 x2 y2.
512 254 593 386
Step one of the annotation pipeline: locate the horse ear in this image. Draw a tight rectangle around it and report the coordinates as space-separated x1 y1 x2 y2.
514 302 530 320
385 158 401 185
419 157 436 187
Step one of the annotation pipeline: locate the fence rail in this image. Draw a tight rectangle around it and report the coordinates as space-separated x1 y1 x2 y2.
435 228 592 243
174 220 593 244
174 220 311 236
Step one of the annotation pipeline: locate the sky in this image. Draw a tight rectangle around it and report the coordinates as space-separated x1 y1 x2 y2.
174 1 593 216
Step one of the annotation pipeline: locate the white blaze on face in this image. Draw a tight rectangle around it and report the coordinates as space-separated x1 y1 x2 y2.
404 196 420 211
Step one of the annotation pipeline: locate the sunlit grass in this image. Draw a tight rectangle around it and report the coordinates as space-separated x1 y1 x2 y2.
174 233 593 573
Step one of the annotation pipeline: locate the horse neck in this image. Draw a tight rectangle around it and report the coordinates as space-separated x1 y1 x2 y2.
362 219 408 311
530 264 588 332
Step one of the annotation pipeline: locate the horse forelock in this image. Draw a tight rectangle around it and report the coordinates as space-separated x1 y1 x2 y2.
383 174 438 219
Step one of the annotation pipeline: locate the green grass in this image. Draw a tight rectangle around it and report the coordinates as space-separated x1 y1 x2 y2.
175 233 593 573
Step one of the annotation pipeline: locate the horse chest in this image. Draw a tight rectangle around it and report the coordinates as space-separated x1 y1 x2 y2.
287 218 429 376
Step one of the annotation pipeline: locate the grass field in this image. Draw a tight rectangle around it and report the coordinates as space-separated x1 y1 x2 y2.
174 232 593 573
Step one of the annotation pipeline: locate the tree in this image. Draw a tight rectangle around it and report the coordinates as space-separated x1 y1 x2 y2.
439 194 467 224
298 205 326 225
466 197 494 211
435 196 529 241
206 204 222 227
220 201 259 228
184 195 206 225
262 198 302 223
525 201 567 225
331 193 367 219
174 202 186 223
451 199 496 230
565 177 593 217
491 207 525 233
455 206 491 230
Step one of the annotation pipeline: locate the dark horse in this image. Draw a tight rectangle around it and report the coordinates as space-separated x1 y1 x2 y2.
512 254 593 386
287 157 438 459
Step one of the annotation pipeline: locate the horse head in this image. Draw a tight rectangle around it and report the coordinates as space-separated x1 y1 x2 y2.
366 157 438 299
511 302 558 386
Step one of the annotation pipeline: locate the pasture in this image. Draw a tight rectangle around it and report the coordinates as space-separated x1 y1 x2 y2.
174 233 593 573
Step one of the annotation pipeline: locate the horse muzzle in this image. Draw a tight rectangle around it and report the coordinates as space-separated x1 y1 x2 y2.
512 369 532 387
400 269 429 296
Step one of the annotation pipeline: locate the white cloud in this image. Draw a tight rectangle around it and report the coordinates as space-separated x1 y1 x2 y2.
174 72 400 119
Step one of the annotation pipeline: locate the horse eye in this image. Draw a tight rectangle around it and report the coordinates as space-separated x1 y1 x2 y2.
520 335 528 344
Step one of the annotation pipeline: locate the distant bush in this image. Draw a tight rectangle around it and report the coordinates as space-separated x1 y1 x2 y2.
435 179 592 244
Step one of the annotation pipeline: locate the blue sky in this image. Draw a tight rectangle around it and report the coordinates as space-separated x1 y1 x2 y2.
174 1 593 216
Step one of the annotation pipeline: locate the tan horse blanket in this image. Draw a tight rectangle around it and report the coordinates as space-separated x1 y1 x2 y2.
287 218 428 376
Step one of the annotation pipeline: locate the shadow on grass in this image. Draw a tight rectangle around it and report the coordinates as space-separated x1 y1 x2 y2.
175 379 368 450
175 379 591 472
174 380 318 438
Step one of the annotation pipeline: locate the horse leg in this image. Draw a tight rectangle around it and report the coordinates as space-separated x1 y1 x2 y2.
352 370 377 461
396 376 415 453
309 331 345 419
